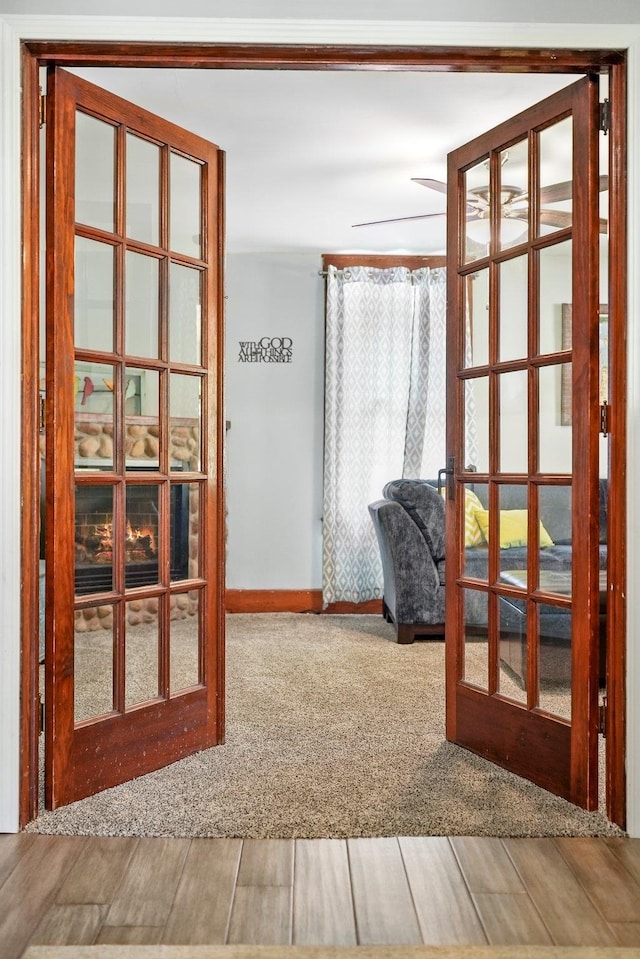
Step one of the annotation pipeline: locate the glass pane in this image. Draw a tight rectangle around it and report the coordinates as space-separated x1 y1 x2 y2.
538 117 573 238
75 112 115 233
496 483 529 576
498 584 528 704
74 236 114 353
463 587 488 689
125 601 159 708
75 484 114 595
499 370 528 473
539 241 572 355
465 269 489 368
499 255 528 361
126 133 160 246
125 368 160 469
538 602 572 720
464 157 491 264
125 252 159 359
74 362 115 470
170 263 202 365
170 374 202 472
171 483 199 581
463 482 488 580
170 153 201 257
539 364 572 473
170 589 201 694
74 604 114 723
539 485 572 579
125 485 160 588
465 377 488 474
499 138 529 250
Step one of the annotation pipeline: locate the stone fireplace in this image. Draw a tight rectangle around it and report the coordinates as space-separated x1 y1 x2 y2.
40 414 201 631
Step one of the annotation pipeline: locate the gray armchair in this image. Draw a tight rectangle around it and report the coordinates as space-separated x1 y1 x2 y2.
368 479 445 644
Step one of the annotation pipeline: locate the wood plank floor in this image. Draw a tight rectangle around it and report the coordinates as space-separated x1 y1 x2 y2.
1 835 639 958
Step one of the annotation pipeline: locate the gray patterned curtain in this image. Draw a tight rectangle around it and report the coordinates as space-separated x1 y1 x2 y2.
322 265 448 605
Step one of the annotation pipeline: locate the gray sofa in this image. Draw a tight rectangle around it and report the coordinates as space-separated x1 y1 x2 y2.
369 478 608 654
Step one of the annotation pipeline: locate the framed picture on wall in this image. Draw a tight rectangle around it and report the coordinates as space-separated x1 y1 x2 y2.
560 303 608 426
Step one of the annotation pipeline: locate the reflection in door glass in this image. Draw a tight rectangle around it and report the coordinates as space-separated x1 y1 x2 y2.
125 600 160 709
170 373 202 472
170 153 202 258
74 605 114 724
538 364 572 474
496 483 529 576
499 370 528 473
125 252 159 359
74 237 114 353
171 483 200 581
74 362 115 471
498 586 528 706
464 158 491 264
75 484 114 594
126 133 160 246
170 589 201 694
499 256 528 361
538 117 573 238
539 485 572 581
125 367 160 470
465 270 489 368
538 602 572 720
539 241 572 356
465 377 488 474
75 111 115 233
463 586 489 690
125 485 160 588
169 263 202 365
499 138 529 251
462 482 488 581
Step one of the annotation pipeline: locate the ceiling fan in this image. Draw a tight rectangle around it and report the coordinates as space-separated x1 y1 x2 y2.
352 173 609 234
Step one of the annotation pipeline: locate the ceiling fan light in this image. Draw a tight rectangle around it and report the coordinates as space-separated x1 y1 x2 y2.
465 217 527 245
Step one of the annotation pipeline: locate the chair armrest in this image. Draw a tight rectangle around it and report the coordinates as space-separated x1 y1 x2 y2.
369 499 445 625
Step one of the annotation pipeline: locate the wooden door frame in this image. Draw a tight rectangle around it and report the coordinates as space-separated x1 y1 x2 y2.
19 41 627 829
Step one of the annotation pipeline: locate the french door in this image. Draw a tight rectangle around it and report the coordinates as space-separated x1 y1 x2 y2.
445 77 603 807
45 68 225 808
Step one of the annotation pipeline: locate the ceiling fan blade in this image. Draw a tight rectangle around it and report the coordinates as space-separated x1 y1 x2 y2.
538 209 608 233
539 173 609 205
538 209 573 228
352 211 445 228
411 177 448 194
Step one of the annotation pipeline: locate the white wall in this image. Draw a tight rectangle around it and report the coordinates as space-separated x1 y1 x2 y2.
224 253 325 589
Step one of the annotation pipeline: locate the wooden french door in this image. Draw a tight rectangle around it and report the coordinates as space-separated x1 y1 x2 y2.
44 68 225 808
445 77 603 807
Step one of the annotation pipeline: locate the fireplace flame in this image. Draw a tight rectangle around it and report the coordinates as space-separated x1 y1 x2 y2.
76 518 157 565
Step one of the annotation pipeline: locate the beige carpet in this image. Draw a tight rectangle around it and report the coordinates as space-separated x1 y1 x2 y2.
27 614 623 839
21 944 640 958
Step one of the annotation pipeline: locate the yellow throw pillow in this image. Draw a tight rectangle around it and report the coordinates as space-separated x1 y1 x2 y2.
440 486 485 547
464 489 485 548
474 509 554 549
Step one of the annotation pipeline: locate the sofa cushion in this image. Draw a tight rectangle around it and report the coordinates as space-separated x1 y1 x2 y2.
464 489 485 547
474 509 554 549
382 479 445 561
471 483 572 545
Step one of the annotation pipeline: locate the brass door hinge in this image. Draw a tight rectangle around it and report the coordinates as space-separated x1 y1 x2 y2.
599 98 611 134
600 401 610 437
39 91 46 129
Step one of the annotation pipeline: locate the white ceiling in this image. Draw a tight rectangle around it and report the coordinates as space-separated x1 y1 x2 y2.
71 67 577 255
